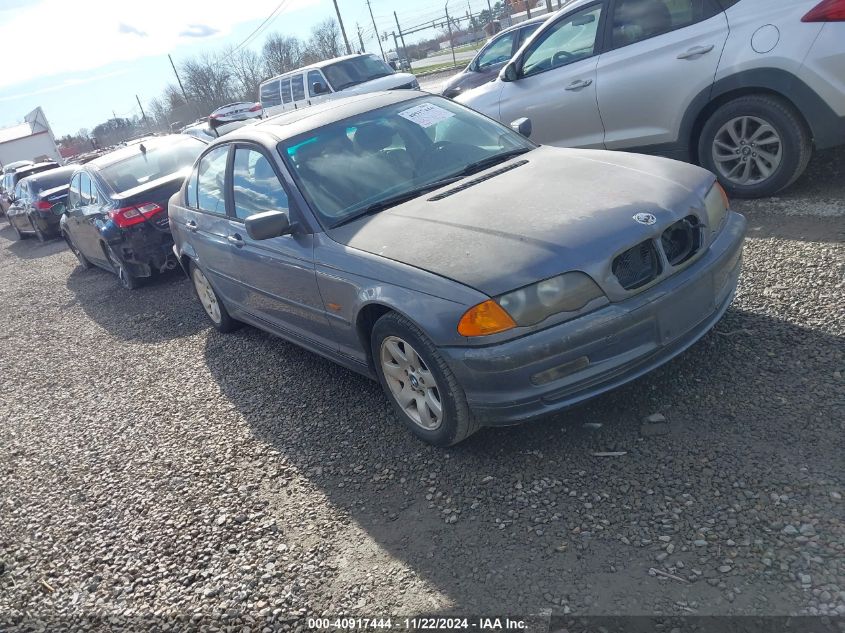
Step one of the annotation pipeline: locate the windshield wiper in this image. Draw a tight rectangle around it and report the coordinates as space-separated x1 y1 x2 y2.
331 178 464 228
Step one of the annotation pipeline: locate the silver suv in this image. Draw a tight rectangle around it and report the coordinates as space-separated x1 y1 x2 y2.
457 0 845 198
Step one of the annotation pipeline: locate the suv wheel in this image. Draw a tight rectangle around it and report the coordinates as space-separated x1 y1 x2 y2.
699 95 812 198
190 261 239 332
371 312 479 447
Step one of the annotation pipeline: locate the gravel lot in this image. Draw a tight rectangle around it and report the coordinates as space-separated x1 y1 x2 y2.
1 147 843 631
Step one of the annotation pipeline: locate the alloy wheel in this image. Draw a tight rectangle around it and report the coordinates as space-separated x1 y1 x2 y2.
711 115 783 186
379 336 443 431
192 267 222 324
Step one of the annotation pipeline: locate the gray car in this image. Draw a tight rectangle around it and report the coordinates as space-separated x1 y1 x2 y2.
170 91 746 446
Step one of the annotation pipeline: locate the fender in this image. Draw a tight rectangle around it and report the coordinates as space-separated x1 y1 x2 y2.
682 68 845 156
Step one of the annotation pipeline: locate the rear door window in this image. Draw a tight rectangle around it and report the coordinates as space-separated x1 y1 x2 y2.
196 146 230 215
280 78 293 104
611 0 720 49
291 74 306 102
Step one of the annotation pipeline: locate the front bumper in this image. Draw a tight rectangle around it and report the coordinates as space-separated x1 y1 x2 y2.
441 211 747 426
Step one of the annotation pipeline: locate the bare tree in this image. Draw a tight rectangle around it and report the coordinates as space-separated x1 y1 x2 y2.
225 46 265 100
305 19 343 63
147 97 172 132
180 53 236 115
261 33 303 77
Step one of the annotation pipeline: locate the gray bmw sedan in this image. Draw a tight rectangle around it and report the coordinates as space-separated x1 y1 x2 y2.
170 91 746 446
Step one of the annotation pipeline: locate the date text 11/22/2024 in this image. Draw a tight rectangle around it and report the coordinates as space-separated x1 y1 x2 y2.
307 618 528 631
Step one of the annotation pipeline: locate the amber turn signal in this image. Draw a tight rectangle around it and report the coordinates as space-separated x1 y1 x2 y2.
716 182 730 209
457 300 517 337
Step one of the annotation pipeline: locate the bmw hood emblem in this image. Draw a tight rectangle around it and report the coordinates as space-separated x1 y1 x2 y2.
633 212 657 226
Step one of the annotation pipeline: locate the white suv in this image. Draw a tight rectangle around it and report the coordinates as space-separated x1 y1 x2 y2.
457 0 845 197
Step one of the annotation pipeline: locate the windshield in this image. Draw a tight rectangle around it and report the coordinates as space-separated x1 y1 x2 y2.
99 137 205 193
322 56 395 91
280 96 534 228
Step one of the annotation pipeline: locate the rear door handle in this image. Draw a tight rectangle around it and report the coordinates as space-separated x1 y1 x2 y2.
565 79 593 91
227 234 244 248
677 44 714 60
185 220 198 232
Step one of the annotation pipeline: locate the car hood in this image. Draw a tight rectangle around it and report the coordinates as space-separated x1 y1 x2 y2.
441 68 498 96
340 73 417 94
327 147 714 297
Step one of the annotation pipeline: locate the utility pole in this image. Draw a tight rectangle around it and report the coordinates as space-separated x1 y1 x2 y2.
356 23 366 54
366 0 385 60
168 54 190 106
136 95 152 132
445 2 457 68
393 12 408 63
332 0 353 55
526 0 532 19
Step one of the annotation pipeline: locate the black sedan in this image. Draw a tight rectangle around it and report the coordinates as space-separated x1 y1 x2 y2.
60 135 205 289
7 166 76 242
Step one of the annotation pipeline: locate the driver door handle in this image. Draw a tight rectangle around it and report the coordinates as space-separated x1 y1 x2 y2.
185 220 198 232
227 233 244 248
677 44 714 60
565 79 593 91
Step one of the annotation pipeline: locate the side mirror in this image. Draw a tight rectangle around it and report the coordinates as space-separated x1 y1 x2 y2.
500 62 518 82
312 81 327 95
245 210 291 240
51 202 67 216
510 117 532 138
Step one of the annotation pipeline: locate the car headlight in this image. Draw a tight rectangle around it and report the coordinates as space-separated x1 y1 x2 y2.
704 182 729 236
497 272 605 327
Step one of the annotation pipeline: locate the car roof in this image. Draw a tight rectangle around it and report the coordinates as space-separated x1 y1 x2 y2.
85 134 201 170
228 90 420 144
14 162 58 177
21 165 75 186
261 53 377 84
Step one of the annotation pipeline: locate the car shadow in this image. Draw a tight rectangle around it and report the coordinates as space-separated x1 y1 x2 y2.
202 306 843 614
64 265 206 343
0 223 68 260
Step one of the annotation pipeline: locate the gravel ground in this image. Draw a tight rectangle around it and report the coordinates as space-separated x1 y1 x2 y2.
0 147 843 632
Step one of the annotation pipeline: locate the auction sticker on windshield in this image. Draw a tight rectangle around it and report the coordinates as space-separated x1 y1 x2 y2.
398 102 454 128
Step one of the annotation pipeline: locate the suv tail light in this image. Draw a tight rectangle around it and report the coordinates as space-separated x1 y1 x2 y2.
802 0 845 21
109 202 163 228
34 200 52 211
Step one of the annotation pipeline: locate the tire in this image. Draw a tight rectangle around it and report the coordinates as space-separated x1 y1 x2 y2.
63 232 91 269
104 243 140 290
371 312 479 447
10 220 25 241
29 217 46 243
698 94 812 199
189 261 239 333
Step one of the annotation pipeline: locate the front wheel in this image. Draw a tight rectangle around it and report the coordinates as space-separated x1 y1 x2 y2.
698 95 812 198
371 312 479 446
190 261 239 333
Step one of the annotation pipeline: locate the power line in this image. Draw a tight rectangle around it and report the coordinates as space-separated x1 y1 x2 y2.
228 0 289 56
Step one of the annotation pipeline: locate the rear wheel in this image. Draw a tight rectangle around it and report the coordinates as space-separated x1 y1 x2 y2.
64 232 91 269
371 312 479 446
190 261 239 333
104 243 139 290
29 217 46 243
699 94 812 198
